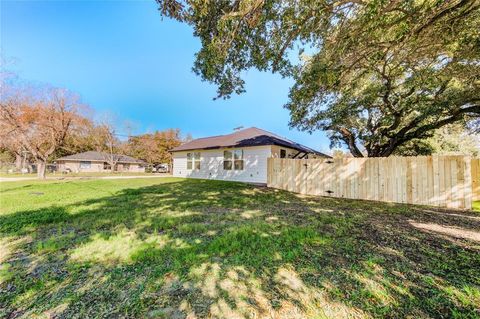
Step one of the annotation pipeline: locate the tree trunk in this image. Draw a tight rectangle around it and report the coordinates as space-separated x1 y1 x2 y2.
15 153 23 171
37 159 47 179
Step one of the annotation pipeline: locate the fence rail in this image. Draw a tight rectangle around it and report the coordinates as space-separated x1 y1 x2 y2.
267 156 479 210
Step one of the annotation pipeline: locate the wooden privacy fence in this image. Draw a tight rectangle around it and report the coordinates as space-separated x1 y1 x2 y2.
267 156 480 210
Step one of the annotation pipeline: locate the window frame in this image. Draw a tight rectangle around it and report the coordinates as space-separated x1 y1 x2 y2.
224 149 244 171
80 161 91 169
187 152 201 170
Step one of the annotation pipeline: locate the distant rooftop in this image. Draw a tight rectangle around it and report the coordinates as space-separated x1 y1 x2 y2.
171 127 329 157
56 151 145 164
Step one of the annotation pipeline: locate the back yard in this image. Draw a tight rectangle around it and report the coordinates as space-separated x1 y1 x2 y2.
1 178 479 319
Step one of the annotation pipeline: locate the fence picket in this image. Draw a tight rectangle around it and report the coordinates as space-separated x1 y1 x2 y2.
267 156 477 209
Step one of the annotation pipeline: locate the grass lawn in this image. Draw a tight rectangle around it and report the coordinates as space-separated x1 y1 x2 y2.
1 178 479 319
0 172 163 178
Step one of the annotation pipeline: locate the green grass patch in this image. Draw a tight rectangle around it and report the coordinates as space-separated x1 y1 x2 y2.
0 172 162 178
1 178 479 318
473 201 480 212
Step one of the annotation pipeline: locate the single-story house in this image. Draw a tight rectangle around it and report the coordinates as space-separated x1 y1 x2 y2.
171 127 329 184
56 151 146 173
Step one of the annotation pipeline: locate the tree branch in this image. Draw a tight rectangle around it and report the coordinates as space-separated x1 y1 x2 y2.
339 127 364 157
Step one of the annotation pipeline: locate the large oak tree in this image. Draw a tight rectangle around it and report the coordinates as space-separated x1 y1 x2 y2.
156 0 480 156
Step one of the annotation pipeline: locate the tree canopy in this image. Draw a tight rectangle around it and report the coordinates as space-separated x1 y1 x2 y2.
1 85 87 178
394 123 480 156
156 0 480 156
126 129 183 166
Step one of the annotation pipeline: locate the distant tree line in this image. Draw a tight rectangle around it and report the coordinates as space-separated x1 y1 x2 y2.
0 74 188 178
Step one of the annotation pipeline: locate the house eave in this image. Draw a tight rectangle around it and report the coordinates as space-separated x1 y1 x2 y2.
171 143 330 157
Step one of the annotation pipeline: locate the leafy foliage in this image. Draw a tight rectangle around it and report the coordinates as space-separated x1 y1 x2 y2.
126 129 183 166
156 0 480 156
0 85 87 178
394 123 480 156
52 120 104 159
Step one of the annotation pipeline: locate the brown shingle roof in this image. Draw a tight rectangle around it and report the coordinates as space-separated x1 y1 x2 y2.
171 127 329 157
56 151 145 164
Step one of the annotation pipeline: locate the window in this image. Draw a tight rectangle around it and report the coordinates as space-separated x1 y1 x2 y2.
194 152 201 170
224 149 244 170
103 162 111 170
234 149 244 170
187 153 192 169
80 161 91 169
187 152 201 170
280 149 287 158
223 150 232 170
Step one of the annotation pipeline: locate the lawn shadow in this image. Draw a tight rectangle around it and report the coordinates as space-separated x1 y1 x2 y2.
1 179 480 318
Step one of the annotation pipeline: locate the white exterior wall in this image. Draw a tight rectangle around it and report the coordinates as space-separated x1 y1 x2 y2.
58 161 145 173
58 161 104 173
172 146 272 184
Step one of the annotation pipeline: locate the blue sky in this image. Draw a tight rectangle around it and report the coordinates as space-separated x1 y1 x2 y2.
1 0 331 153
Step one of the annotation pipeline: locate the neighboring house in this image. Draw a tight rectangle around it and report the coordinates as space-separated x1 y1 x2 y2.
56 151 146 173
171 127 329 184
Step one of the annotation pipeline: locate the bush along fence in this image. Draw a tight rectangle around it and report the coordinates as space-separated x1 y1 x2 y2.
267 156 480 210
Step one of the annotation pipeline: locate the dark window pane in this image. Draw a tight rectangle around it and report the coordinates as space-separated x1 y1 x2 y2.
234 150 243 160
194 152 201 160
195 161 201 170
234 160 244 170
80 161 91 169
223 160 232 170
224 150 232 160
280 149 286 158
187 161 192 169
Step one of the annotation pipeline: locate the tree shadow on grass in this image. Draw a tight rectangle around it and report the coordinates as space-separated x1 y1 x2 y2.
1 179 480 318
